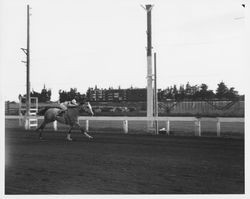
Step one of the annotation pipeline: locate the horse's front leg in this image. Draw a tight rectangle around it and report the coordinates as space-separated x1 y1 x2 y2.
66 126 73 141
74 123 93 139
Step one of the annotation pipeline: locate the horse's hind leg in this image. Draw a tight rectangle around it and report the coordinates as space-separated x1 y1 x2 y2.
36 120 47 139
36 121 45 131
66 126 73 141
74 123 93 139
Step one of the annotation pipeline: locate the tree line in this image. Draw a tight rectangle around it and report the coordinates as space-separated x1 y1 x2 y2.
158 82 241 101
19 81 243 103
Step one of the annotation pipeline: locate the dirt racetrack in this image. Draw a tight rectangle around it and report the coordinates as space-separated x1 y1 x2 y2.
5 128 244 194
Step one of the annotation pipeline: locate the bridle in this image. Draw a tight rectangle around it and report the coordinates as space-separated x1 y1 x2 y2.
80 103 94 115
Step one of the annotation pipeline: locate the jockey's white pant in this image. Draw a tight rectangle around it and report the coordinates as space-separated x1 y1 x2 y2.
59 104 67 111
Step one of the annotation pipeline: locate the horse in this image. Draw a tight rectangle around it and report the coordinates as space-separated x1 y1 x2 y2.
36 102 94 141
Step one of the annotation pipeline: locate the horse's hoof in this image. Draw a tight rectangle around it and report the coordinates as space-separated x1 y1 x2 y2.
83 132 93 139
86 135 93 140
66 138 73 141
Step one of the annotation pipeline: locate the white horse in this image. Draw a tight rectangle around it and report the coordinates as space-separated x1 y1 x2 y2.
36 102 94 141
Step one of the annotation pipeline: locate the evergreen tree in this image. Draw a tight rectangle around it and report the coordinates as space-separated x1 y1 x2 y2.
178 84 185 100
216 82 229 99
225 87 239 100
199 84 208 99
172 85 178 99
185 82 191 95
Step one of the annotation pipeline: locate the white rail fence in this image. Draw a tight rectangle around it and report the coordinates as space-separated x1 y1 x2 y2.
5 116 244 137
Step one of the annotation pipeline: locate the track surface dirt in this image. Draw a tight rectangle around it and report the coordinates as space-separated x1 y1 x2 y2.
5 128 244 194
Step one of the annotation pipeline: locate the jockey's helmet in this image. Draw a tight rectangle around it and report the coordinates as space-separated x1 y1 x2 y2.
71 99 77 105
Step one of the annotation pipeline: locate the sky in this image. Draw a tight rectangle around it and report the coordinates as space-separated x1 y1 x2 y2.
0 0 248 101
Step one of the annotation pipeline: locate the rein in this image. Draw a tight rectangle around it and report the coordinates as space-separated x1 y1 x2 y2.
67 105 80 109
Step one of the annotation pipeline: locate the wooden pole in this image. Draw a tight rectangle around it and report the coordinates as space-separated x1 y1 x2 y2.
145 4 154 132
154 52 158 134
26 4 30 119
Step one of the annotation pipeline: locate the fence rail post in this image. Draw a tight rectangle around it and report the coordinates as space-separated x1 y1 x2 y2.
24 117 29 130
194 119 201 136
86 120 89 132
123 120 128 134
53 121 57 131
166 120 170 135
19 113 23 126
217 119 221 137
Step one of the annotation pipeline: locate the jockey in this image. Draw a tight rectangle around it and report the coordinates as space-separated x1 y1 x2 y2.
57 99 78 116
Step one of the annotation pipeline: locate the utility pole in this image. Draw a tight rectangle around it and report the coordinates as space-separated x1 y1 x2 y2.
26 4 30 118
142 4 154 132
154 52 158 134
21 5 31 128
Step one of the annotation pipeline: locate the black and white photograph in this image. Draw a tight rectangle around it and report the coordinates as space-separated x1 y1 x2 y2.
1 0 248 197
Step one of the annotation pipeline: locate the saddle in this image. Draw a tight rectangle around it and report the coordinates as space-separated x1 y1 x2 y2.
56 109 75 126
57 109 67 117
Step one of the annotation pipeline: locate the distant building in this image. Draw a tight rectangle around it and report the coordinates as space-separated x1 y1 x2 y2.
86 86 147 102
86 86 105 101
105 89 127 101
126 88 147 102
